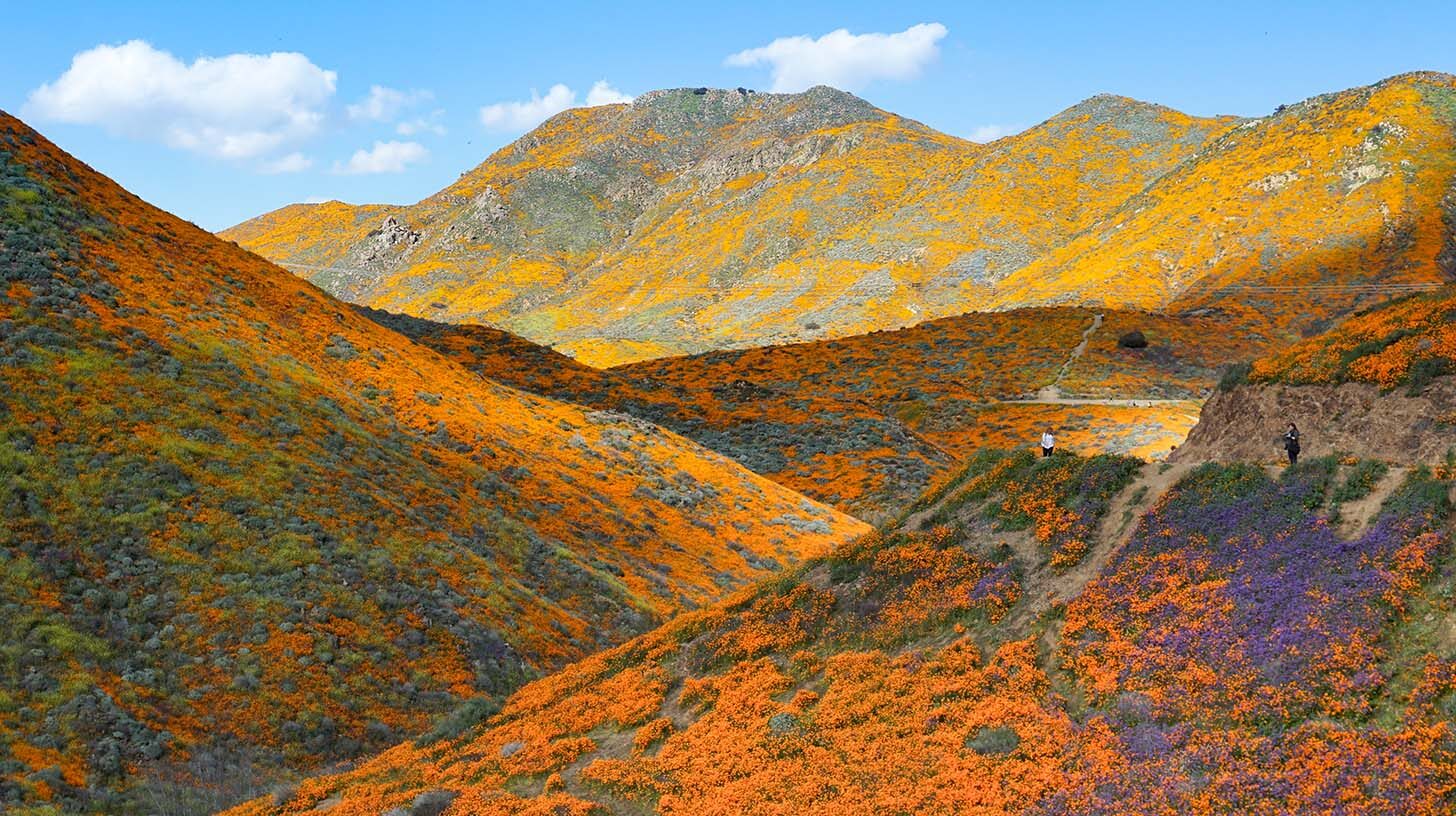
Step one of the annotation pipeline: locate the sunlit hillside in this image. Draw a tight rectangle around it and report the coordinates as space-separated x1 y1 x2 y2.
993 72 1456 339
364 304 1263 522
0 112 867 812
223 451 1456 815
224 86 1235 365
227 73 1455 368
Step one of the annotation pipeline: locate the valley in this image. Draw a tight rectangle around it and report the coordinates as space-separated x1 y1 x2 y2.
3 64 1456 816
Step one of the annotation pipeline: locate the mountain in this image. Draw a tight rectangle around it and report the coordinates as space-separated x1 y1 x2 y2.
222 448 1456 815
0 112 867 812
223 86 1235 365
992 72 1456 335
225 73 1456 368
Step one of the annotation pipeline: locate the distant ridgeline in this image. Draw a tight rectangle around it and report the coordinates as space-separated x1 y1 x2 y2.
225 73 1456 366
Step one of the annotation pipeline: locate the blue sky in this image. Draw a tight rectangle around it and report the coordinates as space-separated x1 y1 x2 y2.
3 1 1453 231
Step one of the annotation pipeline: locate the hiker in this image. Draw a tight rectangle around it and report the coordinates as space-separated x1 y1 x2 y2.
1283 422 1300 465
1041 428 1056 458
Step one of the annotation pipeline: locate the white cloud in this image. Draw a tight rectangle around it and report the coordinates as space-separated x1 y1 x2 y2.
479 81 631 132
259 152 314 174
303 196 330 204
725 22 947 92
347 85 432 122
25 39 337 159
396 109 448 136
333 140 428 175
968 124 1019 143
586 80 633 106
479 84 577 131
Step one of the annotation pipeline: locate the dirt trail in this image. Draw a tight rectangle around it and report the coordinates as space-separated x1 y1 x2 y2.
1044 463 1192 609
1001 462 1193 638
1028 462 1192 707
1036 312 1103 401
1065 462 1194 601
1337 465 1409 539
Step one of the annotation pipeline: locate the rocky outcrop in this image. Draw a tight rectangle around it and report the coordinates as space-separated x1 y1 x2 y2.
368 215 421 252
1171 378 1456 463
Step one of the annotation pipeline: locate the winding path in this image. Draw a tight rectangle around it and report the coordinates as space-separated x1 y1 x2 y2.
1035 312 1103 401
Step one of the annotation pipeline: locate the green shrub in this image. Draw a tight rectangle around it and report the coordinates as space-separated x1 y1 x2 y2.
1218 362 1252 390
965 725 1020 755
414 697 501 747
1406 357 1452 396
1331 460 1389 505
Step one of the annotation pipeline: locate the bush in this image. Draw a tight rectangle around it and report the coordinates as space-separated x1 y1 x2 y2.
414 697 500 747
1117 330 1148 349
1406 357 1452 396
965 725 1020 755
1332 460 1389 505
1218 362 1252 391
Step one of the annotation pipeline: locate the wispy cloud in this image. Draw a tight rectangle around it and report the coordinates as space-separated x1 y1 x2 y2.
479 81 632 132
396 109 448 137
479 84 576 131
586 80 632 106
968 124 1019 143
726 23 948 92
333 140 428 174
258 152 314 174
346 85 433 123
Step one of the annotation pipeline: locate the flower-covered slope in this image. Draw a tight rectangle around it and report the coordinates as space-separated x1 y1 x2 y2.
1248 281 1456 391
227 74 1455 369
0 112 869 812
993 71 1456 336
225 455 1456 815
362 304 1264 522
223 86 1234 365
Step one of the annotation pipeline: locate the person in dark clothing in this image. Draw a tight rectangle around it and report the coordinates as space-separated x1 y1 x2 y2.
1283 423 1301 465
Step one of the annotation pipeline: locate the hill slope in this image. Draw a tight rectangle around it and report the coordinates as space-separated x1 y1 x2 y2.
227 74 1456 368
0 112 867 812
363 303 1265 522
1175 280 1456 464
224 87 1234 365
992 71 1456 336
224 452 1456 815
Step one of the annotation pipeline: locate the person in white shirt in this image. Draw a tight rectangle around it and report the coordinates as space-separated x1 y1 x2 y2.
1041 428 1055 458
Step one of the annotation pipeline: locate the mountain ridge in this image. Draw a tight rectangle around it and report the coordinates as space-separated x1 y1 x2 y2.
222 83 1238 364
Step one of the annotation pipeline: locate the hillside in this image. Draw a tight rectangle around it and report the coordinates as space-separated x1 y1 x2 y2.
223 86 1235 365
993 72 1456 332
0 112 867 812
228 73 1456 368
364 304 1264 521
1175 281 1456 463
357 307 945 525
225 452 1456 815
